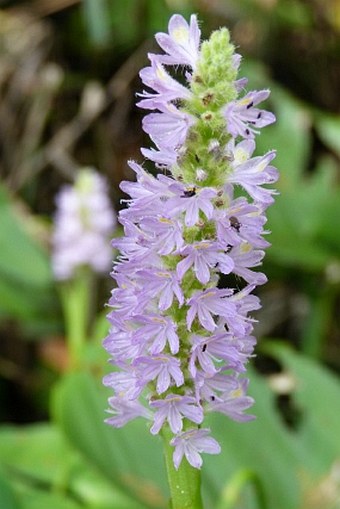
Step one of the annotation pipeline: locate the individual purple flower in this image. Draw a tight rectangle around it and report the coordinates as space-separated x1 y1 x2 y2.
52 168 116 280
186 288 236 332
224 90 276 139
230 242 267 285
229 149 279 205
132 314 179 354
189 332 251 378
207 378 255 422
168 187 217 227
120 161 175 217
137 59 192 109
105 397 151 427
134 355 184 394
142 103 195 152
177 241 234 284
170 428 221 470
154 14 201 69
139 216 184 255
103 368 142 400
135 268 184 310
150 394 203 435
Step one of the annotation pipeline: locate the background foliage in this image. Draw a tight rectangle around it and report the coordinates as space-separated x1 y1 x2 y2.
0 1 339 508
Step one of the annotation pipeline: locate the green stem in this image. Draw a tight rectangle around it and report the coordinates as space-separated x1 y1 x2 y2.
59 269 93 370
162 427 203 509
216 469 267 509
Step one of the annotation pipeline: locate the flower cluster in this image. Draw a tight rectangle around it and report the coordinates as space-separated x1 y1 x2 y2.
104 14 277 470
52 168 116 280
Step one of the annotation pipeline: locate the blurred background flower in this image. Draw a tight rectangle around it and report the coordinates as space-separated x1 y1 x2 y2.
52 168 116 281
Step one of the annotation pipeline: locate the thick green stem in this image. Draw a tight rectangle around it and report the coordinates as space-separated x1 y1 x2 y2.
162 427 203 509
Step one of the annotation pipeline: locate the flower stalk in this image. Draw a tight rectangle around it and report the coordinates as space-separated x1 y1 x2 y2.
162 426 203 509
59 269 92 370
52 168 116 369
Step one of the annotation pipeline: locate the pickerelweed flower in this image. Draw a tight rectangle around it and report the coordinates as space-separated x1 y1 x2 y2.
104 14 278 471
52 168 116 280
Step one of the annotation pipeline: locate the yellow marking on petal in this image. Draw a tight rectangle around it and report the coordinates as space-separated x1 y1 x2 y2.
234 147 250 164
194 242 211 250
156 65 168 81
159 217 173 224
156 271 171 278
183 429 199 439
165 395 182 403
256 160 267 172
231 388 243 398
239 97 252 107
152 317 166 324
240 242 252 254
202 291 215 299
172 26 189 44
154 355 169 362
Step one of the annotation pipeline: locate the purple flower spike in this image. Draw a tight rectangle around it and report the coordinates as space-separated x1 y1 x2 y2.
104 13 278 470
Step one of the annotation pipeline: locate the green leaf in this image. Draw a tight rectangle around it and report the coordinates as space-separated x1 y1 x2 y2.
0 184 57 330
71 465 151 509
266 192 333 271
202 367 301 509
0 424 78 486
51 371 167 508
0 423 147 509
258 88 311 189
82 0 111 47
265 151 340 271
0 470 20 509
265 343 340 473
17 489 81 509
0 185 52 288
315 113 340 159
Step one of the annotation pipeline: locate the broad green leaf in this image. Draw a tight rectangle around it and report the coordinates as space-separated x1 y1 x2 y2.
265 343 340 473
0 272 58 331
51 371 167 508
315 113 340 159
71 466 150 509
0 423 147 509
265 154 340 271
82 0 111 47
0 471 20 509
202 367 302 509
0 184 57 329
266 194 332 271
17 489 81 509
0 424 78 485
0 185 52 288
